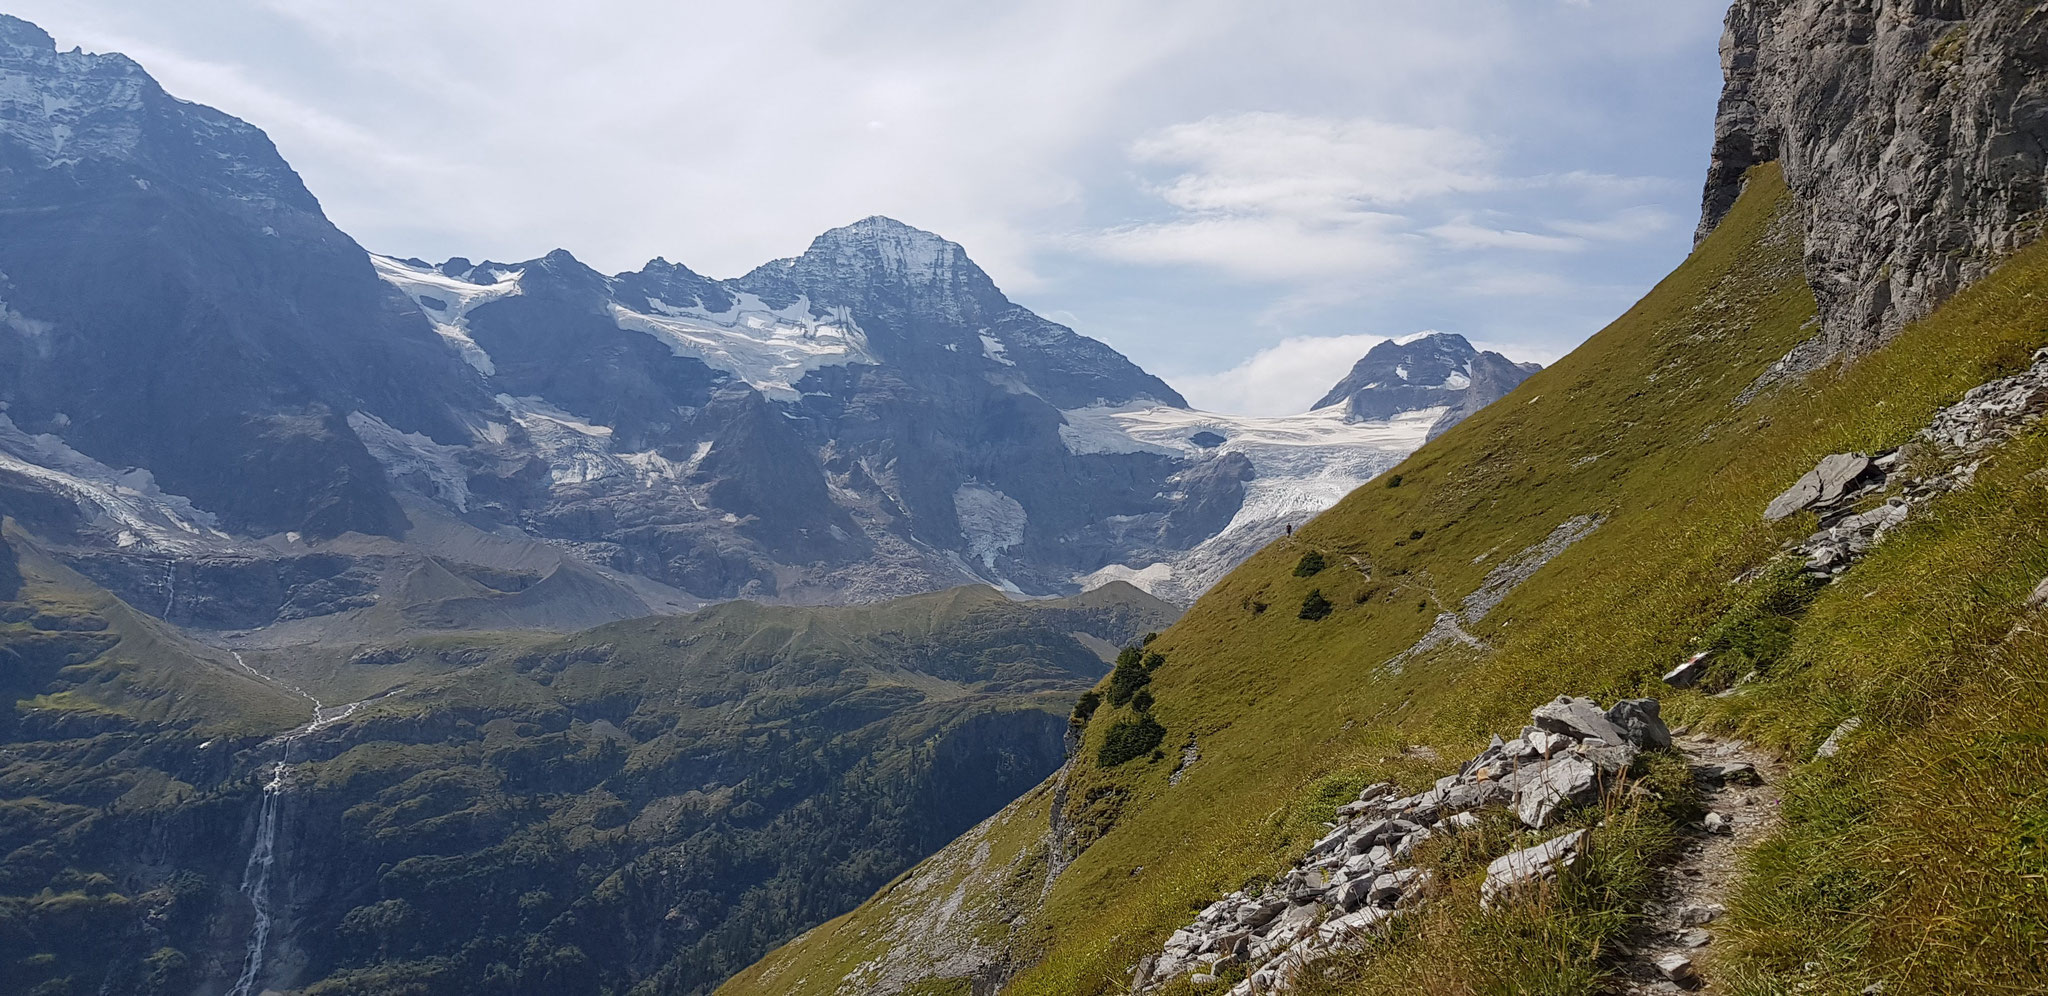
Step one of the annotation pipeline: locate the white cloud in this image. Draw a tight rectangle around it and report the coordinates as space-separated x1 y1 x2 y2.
1086 212 1415 281
1547 205 1678 241
1172 333 1396 416
1426 217 1584 252
1132 113 1498 212
1080 112 1502 280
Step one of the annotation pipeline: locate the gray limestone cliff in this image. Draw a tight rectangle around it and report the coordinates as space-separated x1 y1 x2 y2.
1699 1 2048 366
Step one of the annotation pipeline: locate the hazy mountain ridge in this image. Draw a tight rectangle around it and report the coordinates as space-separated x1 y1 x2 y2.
1313 332 1542 440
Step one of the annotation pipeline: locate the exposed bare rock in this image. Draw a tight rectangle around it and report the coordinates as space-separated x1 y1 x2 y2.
1481 829 1588 909
1700 1 2048 369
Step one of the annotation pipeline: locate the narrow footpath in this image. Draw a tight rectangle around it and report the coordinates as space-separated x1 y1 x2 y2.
1614 732 1785 994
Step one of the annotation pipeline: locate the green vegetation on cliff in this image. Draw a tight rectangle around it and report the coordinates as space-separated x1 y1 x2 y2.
722 165 2048 996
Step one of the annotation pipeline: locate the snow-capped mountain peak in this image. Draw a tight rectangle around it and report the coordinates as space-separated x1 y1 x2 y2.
1316 332 1540 439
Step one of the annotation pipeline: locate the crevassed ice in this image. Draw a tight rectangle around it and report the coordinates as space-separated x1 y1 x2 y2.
0 413 228 551
1065 404 1443 601
617 293 875 400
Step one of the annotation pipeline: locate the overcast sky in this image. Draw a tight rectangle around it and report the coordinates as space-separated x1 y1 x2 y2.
13 0 1732 414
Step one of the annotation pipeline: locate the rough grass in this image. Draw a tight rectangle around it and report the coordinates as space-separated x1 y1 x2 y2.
724 163 2048 996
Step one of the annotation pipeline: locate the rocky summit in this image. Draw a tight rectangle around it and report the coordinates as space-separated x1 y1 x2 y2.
1313 333 1541 440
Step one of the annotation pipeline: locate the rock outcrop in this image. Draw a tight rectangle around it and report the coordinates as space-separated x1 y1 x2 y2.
1699 1 2048 366
1134 696 1670 994
1762 346 2048 577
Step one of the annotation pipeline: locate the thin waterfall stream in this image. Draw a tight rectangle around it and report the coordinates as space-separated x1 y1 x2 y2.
223 650 372 996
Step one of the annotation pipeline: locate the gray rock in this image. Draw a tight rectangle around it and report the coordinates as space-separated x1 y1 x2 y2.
1664 652 1712 689
1515 753 1601 828
1695 761 1760 786
1481 829 1587 908
1315 905 1397 946
1678 903 1724 927
1578 742 1638 776
1332 875 1375 912
1766 454 1873 521
1655 952 1699 984
1816 717 1863 759
1679 928 1712 948
2030 577 2048 609
1368 868 1430 908
1437 778 1515 815
1704 812 1733 834
1530 695 1629 745
1606 698 1673 750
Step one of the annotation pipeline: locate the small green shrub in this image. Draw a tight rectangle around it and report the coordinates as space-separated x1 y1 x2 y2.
1130 689 1155 713
1070 690 1102 726
1294 551 1327 577
1105 647 1150 707
1098 714 1167 767
1386 474 1404 488
1299 590 1334 621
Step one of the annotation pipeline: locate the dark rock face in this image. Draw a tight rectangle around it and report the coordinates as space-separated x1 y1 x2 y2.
0 15 490 540
1314 333 1540 438
1699 1 2048 363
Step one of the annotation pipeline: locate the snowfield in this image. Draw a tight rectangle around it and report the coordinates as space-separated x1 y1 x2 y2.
616 293 875 400
1065 404 1441 602
369 255 522 375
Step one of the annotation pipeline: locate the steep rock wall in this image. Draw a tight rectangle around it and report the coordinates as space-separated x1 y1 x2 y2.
1700 0 2048 364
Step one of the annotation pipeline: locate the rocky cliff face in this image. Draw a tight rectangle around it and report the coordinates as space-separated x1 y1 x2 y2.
1699 0 2048 365
0 15 492 540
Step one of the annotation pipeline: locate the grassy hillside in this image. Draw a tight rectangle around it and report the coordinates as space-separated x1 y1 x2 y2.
721 165 2048 996
1 564 1175 996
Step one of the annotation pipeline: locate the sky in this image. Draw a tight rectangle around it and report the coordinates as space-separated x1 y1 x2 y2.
11 0 1733 414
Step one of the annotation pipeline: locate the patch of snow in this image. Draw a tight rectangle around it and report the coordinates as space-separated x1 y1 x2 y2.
369 254 520 375
616 292 875 400
953 483 1028 569
0 414 229 552
1080 561 1176 595
1395 364 1411 381
494 394 628 487
1443 370 1471 390
347 411 472 511
979 333 1015 367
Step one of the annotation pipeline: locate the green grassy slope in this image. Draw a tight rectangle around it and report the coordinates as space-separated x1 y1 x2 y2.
722 165 2048 995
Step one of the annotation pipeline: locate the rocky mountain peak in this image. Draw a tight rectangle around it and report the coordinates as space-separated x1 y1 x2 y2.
803 216 974 286
0 13 57 55
1315 332 1540 439
0 14 314 211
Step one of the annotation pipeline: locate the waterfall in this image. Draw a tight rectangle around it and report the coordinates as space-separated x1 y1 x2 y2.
228 747 291 996
218 648 387 995
162 562 176 620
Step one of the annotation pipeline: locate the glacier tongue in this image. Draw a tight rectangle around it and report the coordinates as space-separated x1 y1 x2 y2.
1066 404 1442 602
369 254 521 375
